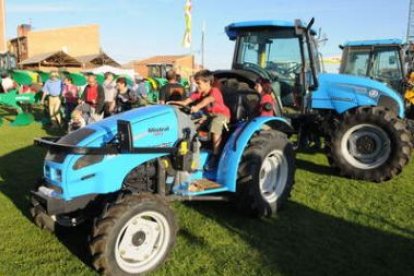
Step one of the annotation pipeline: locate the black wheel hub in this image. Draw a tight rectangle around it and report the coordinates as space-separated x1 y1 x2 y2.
356 135 377 155
132 231 146 246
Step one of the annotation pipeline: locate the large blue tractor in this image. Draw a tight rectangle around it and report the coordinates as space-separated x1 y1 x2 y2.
339 39 414 118
214 18 411 182
339 39 411 94
31 102 295 273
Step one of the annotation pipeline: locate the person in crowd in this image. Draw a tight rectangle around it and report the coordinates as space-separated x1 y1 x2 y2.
80 74 105 122
41 71 63 128
133 75 149 106
254 77 276 116
168 69 231 170
68 102 92 132
68 108 86 132
62 77 79 122
159 70 186 104
115 77 138 113
1 71 15 92
189 75 197 94
102 72 117 117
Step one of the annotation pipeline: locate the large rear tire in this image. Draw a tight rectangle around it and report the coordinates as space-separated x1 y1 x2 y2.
325 107 411 182
236 130 295 217
90 193 177 275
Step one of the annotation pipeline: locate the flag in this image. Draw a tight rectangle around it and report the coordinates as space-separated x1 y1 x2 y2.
182 0 192 48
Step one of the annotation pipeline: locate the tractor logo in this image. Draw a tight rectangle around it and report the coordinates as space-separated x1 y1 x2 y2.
368 89 379 98
148 126 170 136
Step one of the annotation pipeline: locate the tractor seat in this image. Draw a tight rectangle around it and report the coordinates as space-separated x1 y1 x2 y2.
222 86 260 124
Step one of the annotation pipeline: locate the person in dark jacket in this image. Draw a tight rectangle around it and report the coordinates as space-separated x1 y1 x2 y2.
115 77 138 113
159 70 186 104
80 74 105 122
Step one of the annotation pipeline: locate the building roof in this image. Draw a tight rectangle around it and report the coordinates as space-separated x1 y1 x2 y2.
20 51 81 66
134 55 190 65
76 52 120 67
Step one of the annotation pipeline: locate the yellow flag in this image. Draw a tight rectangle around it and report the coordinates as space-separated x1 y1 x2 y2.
182 0 192 48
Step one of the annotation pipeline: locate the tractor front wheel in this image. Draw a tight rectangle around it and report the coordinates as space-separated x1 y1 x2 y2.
90 193 177 275
236 130 295 217
325 106 411 182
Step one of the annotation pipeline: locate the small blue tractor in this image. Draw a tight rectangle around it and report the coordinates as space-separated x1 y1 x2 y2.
214 18 411 182
31 103 295 273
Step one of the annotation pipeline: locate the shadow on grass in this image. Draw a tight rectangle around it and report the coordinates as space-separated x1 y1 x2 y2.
0 145 93 269
295 158 336 177
186 201 414 275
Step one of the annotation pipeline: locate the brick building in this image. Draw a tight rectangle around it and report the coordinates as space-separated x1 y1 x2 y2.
0 0 6 52
9 24 100 63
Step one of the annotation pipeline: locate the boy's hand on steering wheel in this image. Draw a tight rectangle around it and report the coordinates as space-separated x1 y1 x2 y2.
190 105 200 113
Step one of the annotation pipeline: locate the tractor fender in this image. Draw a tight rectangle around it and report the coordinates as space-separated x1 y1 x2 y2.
217 117 292 192
312 73 405 118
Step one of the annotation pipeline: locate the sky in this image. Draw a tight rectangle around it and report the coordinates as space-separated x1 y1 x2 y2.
4 0 411 70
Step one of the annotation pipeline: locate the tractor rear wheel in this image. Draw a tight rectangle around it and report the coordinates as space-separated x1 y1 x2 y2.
90 193 177 275
325 106 411 182
236 130 295 217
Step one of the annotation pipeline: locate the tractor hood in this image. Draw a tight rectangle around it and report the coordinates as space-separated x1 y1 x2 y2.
312 73 405 118
54 105 194 151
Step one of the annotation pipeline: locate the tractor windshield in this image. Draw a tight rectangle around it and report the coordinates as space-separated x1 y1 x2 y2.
233 27 319 109
234 29 303 83
341 46 404 91
341 48 371 76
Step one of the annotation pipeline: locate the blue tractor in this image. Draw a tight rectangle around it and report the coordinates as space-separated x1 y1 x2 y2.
214 18 411 182
339 39 414 117
31 100 295 272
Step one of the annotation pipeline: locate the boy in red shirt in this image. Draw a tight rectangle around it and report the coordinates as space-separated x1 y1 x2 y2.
169 70 230 169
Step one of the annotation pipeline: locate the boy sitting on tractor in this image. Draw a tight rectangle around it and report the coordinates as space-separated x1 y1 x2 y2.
168 69 231 169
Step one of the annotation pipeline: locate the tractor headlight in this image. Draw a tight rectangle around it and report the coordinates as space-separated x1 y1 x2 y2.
45 165 51 178
73 155 105 170
55 169 62 182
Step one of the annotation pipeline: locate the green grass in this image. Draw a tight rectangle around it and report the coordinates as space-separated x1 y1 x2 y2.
0 111 413 275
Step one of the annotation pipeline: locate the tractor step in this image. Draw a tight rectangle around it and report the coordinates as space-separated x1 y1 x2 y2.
188 179 221 192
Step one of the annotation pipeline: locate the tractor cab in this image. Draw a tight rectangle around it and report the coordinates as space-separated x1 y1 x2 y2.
147 63 173 80
216 19 321 118
339 39 408 94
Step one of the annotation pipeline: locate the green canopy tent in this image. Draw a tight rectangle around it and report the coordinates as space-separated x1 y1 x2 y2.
11 70 33 85
67 72 87 86
36 71 50 83
95 73 104 85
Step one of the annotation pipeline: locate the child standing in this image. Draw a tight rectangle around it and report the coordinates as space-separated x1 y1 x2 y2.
168 70 231 169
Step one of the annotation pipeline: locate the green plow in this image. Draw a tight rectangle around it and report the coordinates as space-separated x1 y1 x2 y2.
0 90 39 126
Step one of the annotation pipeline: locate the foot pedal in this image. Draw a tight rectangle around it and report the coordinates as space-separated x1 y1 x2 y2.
188 179 221 192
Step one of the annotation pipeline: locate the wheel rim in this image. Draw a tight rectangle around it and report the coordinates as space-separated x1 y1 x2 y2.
115 211 171 274
259 149 289 204
341 124 391 169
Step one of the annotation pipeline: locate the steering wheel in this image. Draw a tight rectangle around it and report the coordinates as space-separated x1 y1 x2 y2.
243 62 271 78
279 63 302 76
167 102 192 114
